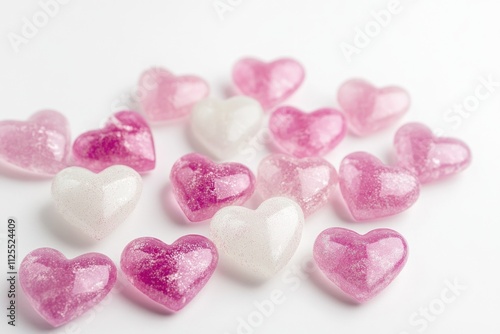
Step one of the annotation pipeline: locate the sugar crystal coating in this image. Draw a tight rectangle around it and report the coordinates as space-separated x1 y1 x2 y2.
137 67 209 121
0 110 70 176
19 248 117 327
394 122 471 183
51 165 143 240
190 96 264 160
337 79 410 136
269 106 347 158
232 58 305 110
72 111 155 173
170 153 256 222
120 235 218 311
257 154 338 216
339 152 420 221
210 197 304 280
313 227 408 302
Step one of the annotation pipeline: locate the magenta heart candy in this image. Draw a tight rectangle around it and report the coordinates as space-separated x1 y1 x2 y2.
257 154 338 217
0 110 70 176
269 106 347 158
337 79 410 136
120 235 218 312
313 227 408 302
170 153 256 222
19 248 117 327
394 122 472 183
137 67 209 121
72 111 155 173
232 58 305 110
339 152 420 221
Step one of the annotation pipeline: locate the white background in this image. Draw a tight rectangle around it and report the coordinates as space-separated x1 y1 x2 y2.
1 0 499 333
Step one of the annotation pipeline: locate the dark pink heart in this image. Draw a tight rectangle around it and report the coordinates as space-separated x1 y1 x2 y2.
120 235 218 312
170 153 255 222
19 248 117 327
314 227 408 302
137 67 209 121
269 106 347 158
337 79 410 136
72 111 155 173
339 152 420 221
394 122 471 183
0 110 70 176
232 58 305 110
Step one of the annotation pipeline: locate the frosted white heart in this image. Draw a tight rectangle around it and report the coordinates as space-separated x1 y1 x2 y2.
191 96 264 160
51 165 142 240
210 197 304 280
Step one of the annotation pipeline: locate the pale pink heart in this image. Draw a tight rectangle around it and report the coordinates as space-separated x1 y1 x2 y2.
337 79 410 136
138 67 209 121
19 248 117 327
121 235 218 312
72 111 155 173
314 227 408 302
257 154 338 217
394 122 472 183
269 106 347 158
232 58 305 110
0 110 70 176
170 153 256 222
339 152 420 221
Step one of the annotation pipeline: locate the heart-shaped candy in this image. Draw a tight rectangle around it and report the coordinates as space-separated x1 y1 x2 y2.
137 67 209 121
210 197 304 280
339 152 420 221
232 58 305 110
72 111 155 173
0 110 70 176
337 79 410 136
394 122 471 183
19 248 117 327
190 97 264 160
121 235 218 312
313 227 408 302
257 154 338 216
170 153 255 222
269 106 347 158
52 165 143 239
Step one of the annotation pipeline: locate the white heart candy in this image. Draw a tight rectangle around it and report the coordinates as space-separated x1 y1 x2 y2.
191 96 264 160
210 197 304 280
51 165 142 240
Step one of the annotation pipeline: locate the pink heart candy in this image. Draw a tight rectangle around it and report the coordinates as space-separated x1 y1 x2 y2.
72 111 155 173
337 79 410 136
170 153 256 222
339 152 420 221
120 235 218 312
313 227 408 302
19 248 117 327
0 110 70 176
257 154 338 217
269 106 347 158
394 122 472 183
137 67 209 121
232 58 305 110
